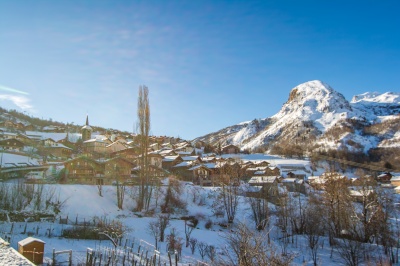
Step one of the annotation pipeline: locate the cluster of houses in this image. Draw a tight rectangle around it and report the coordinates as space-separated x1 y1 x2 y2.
1 114 400 200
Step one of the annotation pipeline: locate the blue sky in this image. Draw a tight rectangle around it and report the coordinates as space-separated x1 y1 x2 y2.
0 1 399 140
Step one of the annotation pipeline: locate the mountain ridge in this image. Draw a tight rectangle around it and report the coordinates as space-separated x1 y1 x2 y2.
194 80 400 157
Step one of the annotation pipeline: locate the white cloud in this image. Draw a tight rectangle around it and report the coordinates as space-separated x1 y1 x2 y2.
0 94 35 112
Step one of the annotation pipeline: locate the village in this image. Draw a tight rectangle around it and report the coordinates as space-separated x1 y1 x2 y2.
1 112 400 266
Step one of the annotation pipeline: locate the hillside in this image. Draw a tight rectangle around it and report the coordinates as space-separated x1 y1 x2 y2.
194 80 400 164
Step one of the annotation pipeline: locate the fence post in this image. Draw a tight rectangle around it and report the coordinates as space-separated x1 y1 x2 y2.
53 248 56 266
69 250 72 266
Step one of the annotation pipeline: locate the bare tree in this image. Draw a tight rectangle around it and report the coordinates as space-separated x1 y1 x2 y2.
305 194 325 266
198 242 207 260
221 182 240 223
136 85 151 212
158 214 170 242
206 244 216 262
184 218 198 247
147 220 160 249
220 222 294 266
189 238 198 255
247 191 270 231
321 172 352 244
116 180 125 209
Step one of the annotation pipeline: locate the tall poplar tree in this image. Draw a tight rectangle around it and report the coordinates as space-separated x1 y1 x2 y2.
136 85 151 211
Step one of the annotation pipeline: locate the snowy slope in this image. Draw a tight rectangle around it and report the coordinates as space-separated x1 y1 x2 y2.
194 80 400 153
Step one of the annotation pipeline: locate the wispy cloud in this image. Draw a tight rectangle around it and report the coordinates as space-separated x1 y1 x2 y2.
0 84 29 95
0 94 35 112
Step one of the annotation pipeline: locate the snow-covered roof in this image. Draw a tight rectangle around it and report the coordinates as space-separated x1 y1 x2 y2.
173 161 194 168
0 237 35 266
391 176 400 181
188 163 216 171
18 237 45 246
0 153 40 168
182 156 199 161
248 176 280 184
162 156 180 162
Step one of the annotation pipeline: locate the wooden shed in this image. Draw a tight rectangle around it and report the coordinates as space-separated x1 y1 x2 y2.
18 237 45 265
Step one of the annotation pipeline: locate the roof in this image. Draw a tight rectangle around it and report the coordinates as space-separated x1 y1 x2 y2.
248 176 280 184
18 237 45 246
189 163 216 171
390 176 400 181
163 156 180 162
1 237 35 266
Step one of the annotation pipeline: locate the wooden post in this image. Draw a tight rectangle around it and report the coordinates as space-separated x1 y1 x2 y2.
168 252 172 266
33 248 36 264
69 250 72 266
52 248 56 266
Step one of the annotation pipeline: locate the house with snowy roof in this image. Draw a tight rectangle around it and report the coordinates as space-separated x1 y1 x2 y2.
162 155 183 170
221 144 240 154
111 147 138 162
106 140 128 154
64 156 104 184
189 163 217 186
0 138 25 152
248 175 281 198
42 143 73 159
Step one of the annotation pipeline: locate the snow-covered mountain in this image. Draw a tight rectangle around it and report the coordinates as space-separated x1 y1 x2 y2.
194 80 400 154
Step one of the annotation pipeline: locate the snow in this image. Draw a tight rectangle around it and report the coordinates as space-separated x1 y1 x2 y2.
196 80 400 153
0 153 40 168
0 237 35 265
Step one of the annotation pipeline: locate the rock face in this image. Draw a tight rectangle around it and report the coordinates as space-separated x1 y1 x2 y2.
194 80 400 154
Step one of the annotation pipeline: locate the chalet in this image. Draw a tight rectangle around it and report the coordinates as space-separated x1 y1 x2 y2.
148 153 163 168
190 163 217 186
18 237 45 265
248 175 281 198
162 155 183 170
280 178 307 194
173 160 198 181
221 144 240 154
307 172 347 189
348 187 374 202
41 138 57 146
0 120 25 130
42 125 64 132
150 143 161 151
377 172 393 183
131 165 167 184
245 166 280 178
286 171 306 180
158 148 177 157
214 161 242 184
64 157 104 184
43 143 73 159
106 140 128 154
104 157 135 185
111 147 138 162
201 156 217 164
0 132 18 140
0 138 25 152
16 133 33 145
176 149 196 156
83 138 107 154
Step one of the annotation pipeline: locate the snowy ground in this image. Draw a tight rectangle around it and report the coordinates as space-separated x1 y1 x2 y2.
0 154 399 265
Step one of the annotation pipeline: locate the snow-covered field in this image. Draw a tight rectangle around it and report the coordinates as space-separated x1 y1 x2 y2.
0 154 399 265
